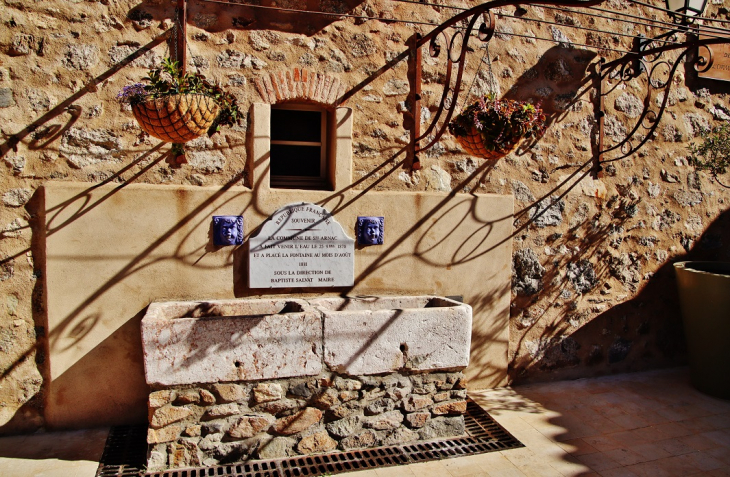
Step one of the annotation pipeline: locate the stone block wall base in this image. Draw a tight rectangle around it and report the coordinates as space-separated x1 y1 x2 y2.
147 371 468 471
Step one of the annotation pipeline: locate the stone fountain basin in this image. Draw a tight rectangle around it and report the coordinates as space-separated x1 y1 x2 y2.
141 299 322 386
311 296 472 375
141 296 471 387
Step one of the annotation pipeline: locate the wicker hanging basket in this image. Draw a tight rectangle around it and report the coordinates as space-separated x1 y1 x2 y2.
453 126 519 160
131 93 220 143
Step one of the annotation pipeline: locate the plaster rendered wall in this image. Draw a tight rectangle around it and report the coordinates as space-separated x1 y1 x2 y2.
43 182 512 428
0 0 729 433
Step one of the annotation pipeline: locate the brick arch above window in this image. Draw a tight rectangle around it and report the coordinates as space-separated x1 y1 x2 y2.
253 68 346 106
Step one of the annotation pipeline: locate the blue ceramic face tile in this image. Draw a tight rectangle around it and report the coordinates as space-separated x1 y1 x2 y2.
357 216 384 245
213 215 243 246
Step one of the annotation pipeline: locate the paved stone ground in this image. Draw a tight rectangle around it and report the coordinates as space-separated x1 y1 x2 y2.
1 367 728 476
0 427 108 477
354 367 730 476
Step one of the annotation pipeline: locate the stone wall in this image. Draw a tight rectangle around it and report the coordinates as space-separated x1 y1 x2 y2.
146 371 467 470
1 0 729 434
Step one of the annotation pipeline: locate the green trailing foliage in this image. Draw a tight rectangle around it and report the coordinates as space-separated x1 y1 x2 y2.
689 124 730 177
117 58 241 136
448 94 547 153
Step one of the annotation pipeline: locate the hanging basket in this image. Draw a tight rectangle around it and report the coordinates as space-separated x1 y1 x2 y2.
452 126 519 160
131 93 220 143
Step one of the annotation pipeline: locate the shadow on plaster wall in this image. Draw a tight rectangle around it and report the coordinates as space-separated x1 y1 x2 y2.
40 145 516 428
15 167 248 431
319 149 512 287
45 310 150 429
0 145 174 434
238 138 516 294
466 281 513 385
510 205 730 384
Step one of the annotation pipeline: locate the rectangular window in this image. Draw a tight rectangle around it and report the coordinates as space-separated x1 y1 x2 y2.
270 105 328 189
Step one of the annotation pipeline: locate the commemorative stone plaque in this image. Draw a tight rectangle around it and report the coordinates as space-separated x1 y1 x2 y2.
249 203 355 288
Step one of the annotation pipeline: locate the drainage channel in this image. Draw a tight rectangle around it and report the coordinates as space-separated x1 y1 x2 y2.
96 424 148 477
96 399 523 477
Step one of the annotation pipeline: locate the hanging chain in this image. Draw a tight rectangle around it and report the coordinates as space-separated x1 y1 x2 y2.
172 5 185 160
458 33 491 112
484 42 496 97
171 7 179 64
186 35 201 75
172 3 199 74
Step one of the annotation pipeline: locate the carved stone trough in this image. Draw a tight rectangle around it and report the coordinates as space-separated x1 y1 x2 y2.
140 296 472 470
311 296 472 375
142 299 322 386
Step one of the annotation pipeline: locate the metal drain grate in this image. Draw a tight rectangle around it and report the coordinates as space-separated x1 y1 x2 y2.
96 399 523 477
96 425 148 477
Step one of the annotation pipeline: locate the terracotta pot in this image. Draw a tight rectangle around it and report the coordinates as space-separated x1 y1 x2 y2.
674 261 730 399
452 125 518 160
132 93 219 143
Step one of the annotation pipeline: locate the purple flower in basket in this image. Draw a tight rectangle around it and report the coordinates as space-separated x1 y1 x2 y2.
116 83 148 105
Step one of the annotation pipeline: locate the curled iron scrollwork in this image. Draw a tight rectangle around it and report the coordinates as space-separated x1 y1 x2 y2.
396 0 724 169
596 34 726 167
415 11 496 154
695 44 714 73
409 0 605 158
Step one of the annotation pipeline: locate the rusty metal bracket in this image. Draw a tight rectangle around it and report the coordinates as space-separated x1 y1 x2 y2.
406 33 423 170
403 11 497 171
397 1 603 171
175 0 188 73
592 58 605 180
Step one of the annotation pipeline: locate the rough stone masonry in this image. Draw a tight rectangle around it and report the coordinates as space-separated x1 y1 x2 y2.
147 371 468 470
